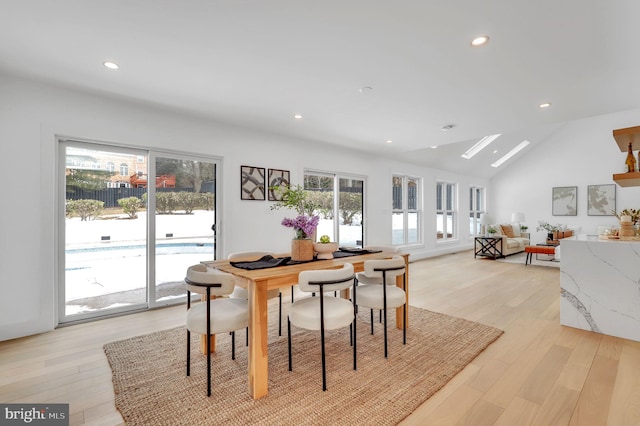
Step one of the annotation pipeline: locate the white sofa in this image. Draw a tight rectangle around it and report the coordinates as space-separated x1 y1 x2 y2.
492 224 530 257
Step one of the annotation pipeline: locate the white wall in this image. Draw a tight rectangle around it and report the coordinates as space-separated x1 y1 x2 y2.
491 108 640 244
0 73 488 341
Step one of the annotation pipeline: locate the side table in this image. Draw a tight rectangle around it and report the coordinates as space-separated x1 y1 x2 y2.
474 236 503 259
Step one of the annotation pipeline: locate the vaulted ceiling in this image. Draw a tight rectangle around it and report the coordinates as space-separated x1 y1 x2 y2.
2 1 639 177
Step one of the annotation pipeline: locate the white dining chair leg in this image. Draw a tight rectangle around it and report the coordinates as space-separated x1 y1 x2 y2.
279 292 283 336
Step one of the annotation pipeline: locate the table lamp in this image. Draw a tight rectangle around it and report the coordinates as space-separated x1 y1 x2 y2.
479 213 490 236
511 212 525 231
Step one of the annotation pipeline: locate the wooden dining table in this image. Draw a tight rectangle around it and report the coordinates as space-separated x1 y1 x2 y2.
203 250 409 399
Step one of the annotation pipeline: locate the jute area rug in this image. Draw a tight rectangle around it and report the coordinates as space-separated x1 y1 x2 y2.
104 304 503 426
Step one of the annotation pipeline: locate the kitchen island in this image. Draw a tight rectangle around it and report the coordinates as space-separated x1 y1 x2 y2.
560 234 640 342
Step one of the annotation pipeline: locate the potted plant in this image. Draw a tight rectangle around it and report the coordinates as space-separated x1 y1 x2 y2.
612 208 640 224
537 220 559 242
486 225 498 236
313 234 339 259
270 185 320 261
520 225 528 232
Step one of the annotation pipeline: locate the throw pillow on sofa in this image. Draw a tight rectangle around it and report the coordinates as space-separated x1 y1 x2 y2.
500 224 515 238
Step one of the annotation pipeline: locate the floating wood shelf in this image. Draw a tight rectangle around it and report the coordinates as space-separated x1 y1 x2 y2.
612 126 640 186
613 126 640 151
613 171 640 187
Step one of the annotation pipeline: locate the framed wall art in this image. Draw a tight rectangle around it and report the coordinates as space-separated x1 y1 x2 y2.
240 165 265 200
267 168 290 201
552 186 577 216
587 184 616 216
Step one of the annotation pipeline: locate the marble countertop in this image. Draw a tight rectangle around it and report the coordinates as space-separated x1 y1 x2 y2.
560 234 640 342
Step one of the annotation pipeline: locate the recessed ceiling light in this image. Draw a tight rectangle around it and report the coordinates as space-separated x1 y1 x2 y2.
103 61 119 70
359 86 373 93
491 140 530 167
386 140 393 144
441 124 455 131
471 35 490 47
492 150 498 154
293 114 303 119
539 102 551 109
461 134 501 159
430 146 438 149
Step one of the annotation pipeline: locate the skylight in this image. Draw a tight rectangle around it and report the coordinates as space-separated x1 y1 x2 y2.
461 134 501 159
491 140 530 167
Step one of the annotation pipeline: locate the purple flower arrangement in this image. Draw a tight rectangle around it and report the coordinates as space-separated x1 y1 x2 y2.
282 214 319 239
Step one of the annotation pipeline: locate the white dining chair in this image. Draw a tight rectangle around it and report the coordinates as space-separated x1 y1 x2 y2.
356 255 406 358
287 263 357 391
354 245 398 285
355 246 398 323
185 264 248 396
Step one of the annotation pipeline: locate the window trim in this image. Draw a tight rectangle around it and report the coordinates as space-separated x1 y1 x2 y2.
392 174 422 246
469 186 486 238
303 170 365 248
436 181 457 241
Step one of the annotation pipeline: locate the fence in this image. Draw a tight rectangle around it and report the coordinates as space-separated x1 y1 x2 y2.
66 186 214 208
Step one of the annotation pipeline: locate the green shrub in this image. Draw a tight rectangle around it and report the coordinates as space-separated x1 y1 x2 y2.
198 192 214 210
117 196 143 219
177 192 199 214
66 199 104 221
339 192 362 225
156 192 179 214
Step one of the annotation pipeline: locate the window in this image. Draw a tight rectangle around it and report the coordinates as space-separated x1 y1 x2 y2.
436 182 456 240
469 186 485 237
106 162 115 172
119 163 129 176
392 175 420 245
304 172 364 247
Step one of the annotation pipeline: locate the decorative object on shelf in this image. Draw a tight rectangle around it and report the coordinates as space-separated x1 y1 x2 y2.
626 142 637 173
240 165 266 200
587 184 616 216
552 186 577 216
612 126 640 187
267 169 290 201
271 185 320 261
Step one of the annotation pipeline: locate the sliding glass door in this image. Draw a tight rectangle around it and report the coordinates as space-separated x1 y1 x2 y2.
304 171 364 247
152 155 217 305
59 140 218 323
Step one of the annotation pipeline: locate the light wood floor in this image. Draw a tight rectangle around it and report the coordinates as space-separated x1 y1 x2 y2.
1 251 639 425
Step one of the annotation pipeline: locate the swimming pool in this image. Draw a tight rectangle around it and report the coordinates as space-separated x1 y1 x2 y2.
66 242 214 255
